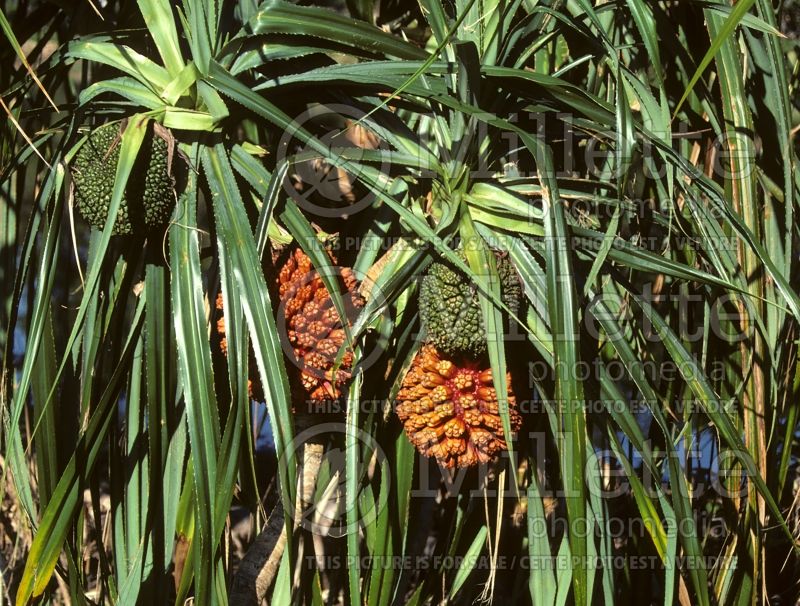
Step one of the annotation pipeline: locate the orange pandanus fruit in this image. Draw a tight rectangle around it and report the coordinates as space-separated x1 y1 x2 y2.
277 247 364 408
216 247 364 410
395 345 521 468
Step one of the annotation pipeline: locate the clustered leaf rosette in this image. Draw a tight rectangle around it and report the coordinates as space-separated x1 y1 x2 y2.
395 344 521 468
278 247 365 407
71 122 175 235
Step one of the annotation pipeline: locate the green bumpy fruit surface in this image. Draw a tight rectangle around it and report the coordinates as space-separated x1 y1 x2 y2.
418 251 521 358
72 122 174 235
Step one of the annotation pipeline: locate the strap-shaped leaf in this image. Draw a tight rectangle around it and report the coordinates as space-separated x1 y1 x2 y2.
69 39 172 91
237 0 427 60
633 294 796 548
161 62 200 105
673 0 756 117
161 107 218 131
11 117 147 538
137 0 185 77
0 7 57 109
79 77 165 109
169 148 220 605
15 298 146 605
460 211 519 482
533 138 589 606
201 144 297 532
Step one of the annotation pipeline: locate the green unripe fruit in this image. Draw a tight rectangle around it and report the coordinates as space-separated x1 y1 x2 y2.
72 122 175 235
418 251 522 358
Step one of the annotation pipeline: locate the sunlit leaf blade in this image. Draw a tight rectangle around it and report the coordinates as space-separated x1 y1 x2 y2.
673 0 757 117
533 138 588 606
0 7 58 110
68 39 172 91
15 299 146 604
136 0 185 77
169 145 219 605
201 144 297 529
237 0 426 60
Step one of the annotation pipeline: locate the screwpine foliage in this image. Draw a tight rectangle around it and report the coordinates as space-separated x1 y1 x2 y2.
1 0 799 604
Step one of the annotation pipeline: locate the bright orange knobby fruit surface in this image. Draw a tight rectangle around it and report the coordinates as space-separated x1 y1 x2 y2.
396 345 521 468
278 247 364 406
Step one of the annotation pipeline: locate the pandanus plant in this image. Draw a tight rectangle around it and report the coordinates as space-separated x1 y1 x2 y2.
1 0 800 604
